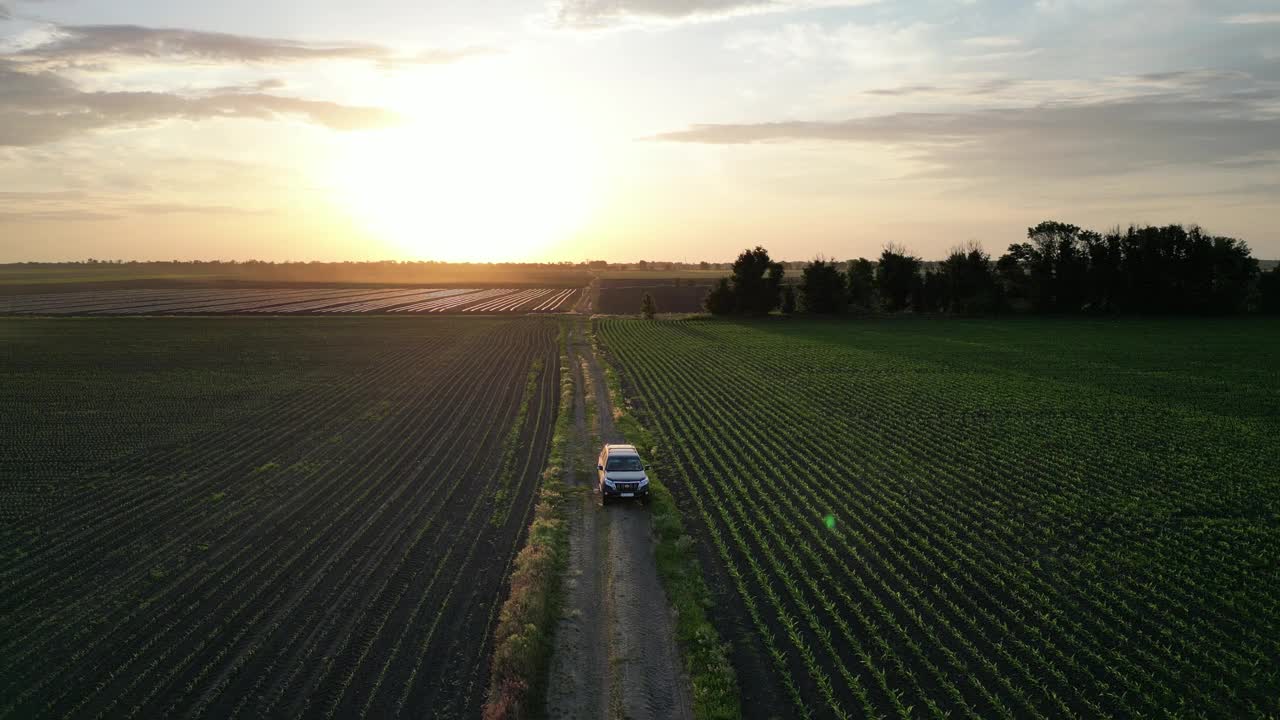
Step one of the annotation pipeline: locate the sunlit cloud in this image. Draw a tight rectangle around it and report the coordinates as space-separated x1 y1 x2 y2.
204 78 288 95
649 77 1280 183
3 24 492 70
0 209 118 222
0 190 276 223
962 35 1022 48
0 60 401 146
0 20 472 146
127 202 275 216
1222 13 1280 24
555 0 878 29
727 20 936 71
859 70 1254 102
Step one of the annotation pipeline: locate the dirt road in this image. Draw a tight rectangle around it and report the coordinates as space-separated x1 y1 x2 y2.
545 319 694 720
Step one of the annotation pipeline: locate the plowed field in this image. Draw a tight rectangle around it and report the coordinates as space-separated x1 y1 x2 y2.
0 317 560 719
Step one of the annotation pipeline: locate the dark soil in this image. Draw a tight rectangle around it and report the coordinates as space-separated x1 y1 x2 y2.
0 317 561 720
595 284 713 315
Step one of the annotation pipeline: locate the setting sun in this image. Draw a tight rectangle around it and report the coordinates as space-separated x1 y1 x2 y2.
330 64 599 262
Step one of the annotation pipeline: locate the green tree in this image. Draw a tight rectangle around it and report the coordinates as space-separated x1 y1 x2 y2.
875 244 922 312
916 269 946 312
798 258 846 313
846 258 876 310
767 264 785 309
641 292 657 319
730 246 784 315
938 241 999 315
1001 221 1260 314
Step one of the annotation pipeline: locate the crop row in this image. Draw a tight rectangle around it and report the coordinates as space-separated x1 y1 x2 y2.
0 316 562 719
596 317 1280 719
0 287 580 315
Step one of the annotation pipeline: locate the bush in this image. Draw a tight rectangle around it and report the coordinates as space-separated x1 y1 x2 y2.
703 278 735 315
641 292 657 320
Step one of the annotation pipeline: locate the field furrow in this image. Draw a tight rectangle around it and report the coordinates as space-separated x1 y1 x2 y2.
0 316 562 719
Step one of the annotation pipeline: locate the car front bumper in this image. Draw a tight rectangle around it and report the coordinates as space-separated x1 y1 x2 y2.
603 483 650 499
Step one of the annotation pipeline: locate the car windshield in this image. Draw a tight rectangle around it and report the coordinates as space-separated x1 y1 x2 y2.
606 455 643 472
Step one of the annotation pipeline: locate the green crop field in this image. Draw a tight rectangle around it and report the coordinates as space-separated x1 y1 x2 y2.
0 316 560 718
597 316 1280 719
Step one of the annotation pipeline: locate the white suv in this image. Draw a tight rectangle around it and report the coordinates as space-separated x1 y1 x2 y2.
597 443 651 504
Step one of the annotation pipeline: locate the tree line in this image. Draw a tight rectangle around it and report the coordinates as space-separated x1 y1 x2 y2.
700 221 1280 317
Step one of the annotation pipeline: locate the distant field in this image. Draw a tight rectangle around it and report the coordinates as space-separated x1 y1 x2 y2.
595 277 713 315
0 263 592 294
598 316 1280 719
596 269 727 280
0 268 224 286
0 287 580 315
0 317 560 718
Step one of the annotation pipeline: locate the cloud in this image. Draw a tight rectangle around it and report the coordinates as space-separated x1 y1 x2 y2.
4 24 491 69
859 71 1247 101
128 202 272 216
0 191 274 221
0 190 91 202
555 0 877 29
962 35 1022 48
727 20 936 71
0 205 269 221
862 78 1026 98
0 209 119 222
864 83 944 96
648 80 1280 180
1223 13 1280 24
204 78 287 95
0 190 114 222
0 61 401 146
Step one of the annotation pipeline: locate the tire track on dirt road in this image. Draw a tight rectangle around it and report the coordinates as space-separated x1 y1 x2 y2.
546 319 693 720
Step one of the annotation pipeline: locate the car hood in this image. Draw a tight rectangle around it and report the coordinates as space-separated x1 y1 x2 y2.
606 472 647 482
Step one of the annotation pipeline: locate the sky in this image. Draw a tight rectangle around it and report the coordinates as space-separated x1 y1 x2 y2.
0 0 1277 263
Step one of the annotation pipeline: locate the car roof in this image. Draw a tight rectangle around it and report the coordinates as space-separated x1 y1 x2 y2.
604 444 639 455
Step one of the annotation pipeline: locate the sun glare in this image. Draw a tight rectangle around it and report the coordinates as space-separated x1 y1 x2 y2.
330 63 599 262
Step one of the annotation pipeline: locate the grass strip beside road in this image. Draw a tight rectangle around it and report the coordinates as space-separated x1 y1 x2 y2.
594 326 742 720
483 324 574 720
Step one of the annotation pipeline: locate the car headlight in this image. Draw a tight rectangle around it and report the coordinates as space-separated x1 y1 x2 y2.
604 479 615 488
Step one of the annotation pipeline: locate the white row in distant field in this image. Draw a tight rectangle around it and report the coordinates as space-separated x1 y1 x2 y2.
0 287 581 315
